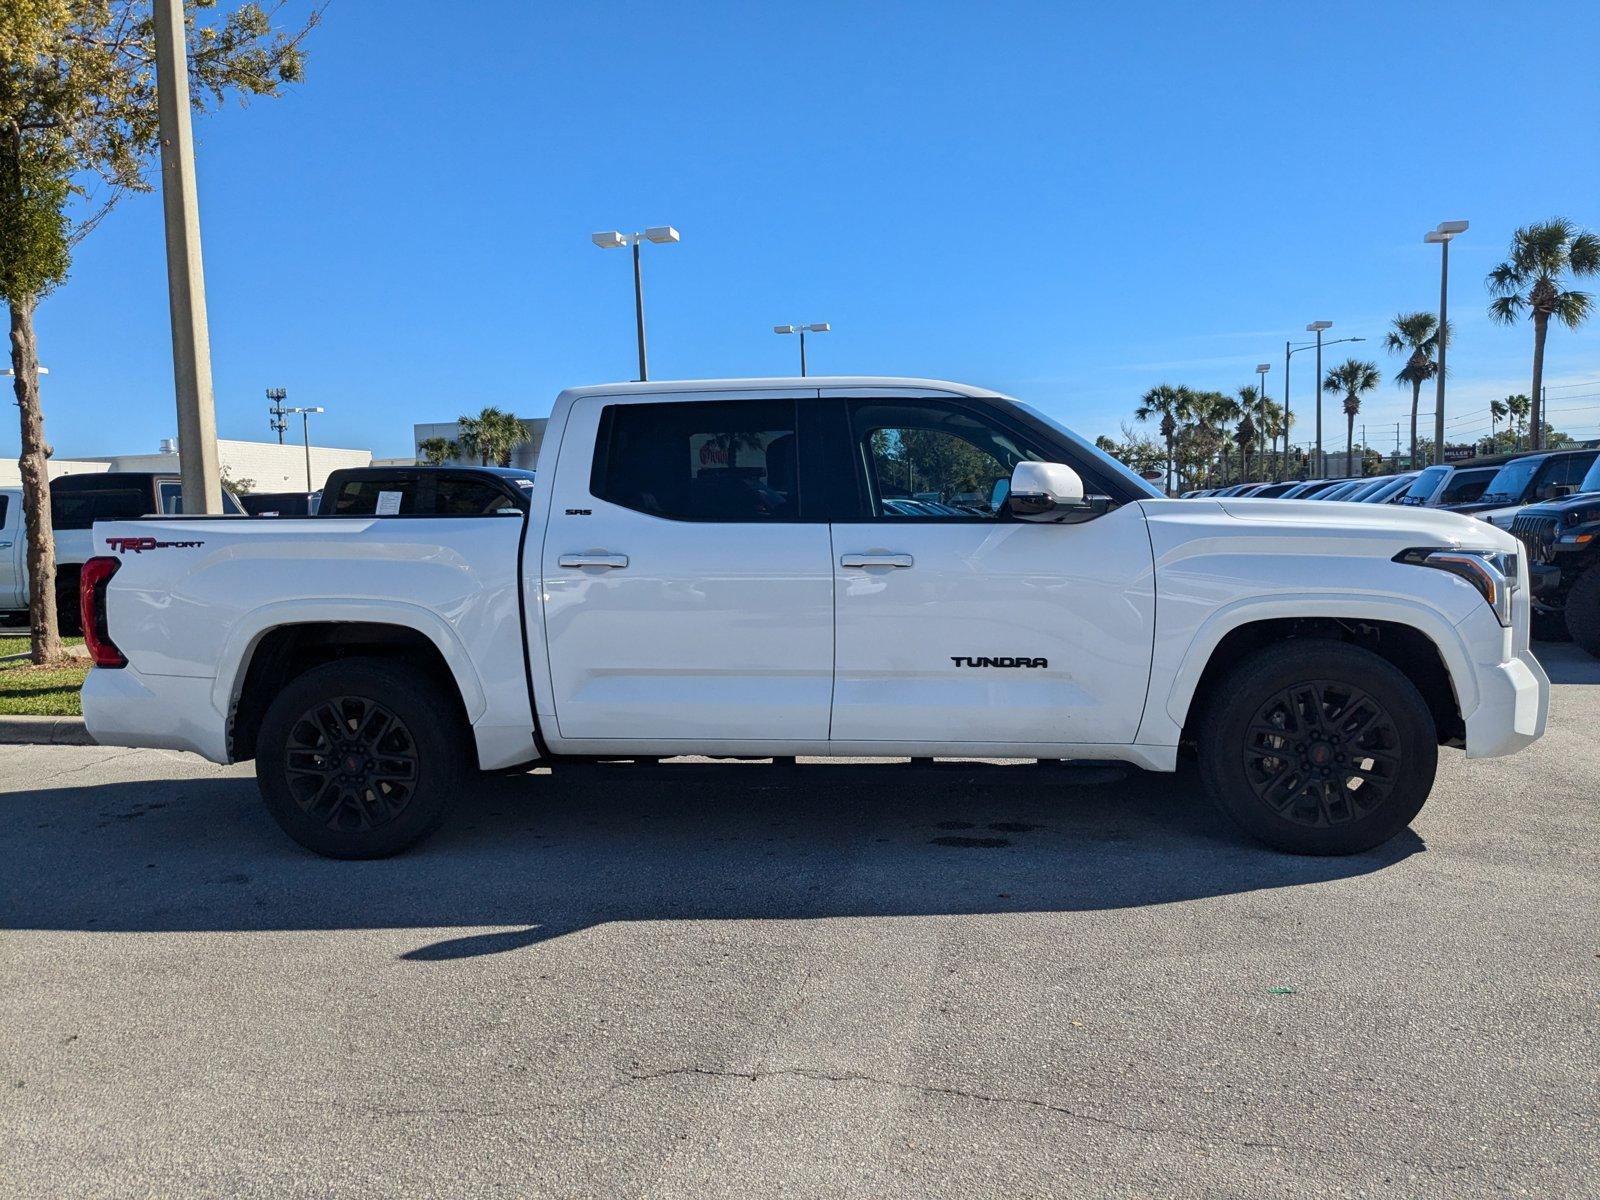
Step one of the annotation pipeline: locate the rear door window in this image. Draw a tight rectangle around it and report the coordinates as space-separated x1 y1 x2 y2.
590 399 801 521
330 477 422 515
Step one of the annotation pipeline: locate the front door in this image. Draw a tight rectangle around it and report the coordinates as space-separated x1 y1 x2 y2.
541 392 835 745
0 494 21 609
829 397 1155 746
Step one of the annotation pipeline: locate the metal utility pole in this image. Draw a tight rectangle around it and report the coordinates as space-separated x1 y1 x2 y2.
267 388 289 444
154 0 222 514
1425 221 1468 463
774 323 831 376
1282 340 1292 474
591 227 680 381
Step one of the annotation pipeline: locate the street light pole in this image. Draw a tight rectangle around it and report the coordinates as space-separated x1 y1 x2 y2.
1285 334 1365 478
1255 363 1270 476
773 323 830 376
1307 321 1332 476
283 406 324 492
1425 220 1468 463
1283 340 1292 474
153 0 223 515
592 227 681 382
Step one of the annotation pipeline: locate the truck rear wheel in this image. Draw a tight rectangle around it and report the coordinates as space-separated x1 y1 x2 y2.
256 658 465 859
1197 640 1437 856
1562 566 1600 659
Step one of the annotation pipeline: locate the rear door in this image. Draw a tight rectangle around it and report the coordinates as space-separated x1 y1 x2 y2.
0 494 21 608
828 396 1155 746
540 391 835 745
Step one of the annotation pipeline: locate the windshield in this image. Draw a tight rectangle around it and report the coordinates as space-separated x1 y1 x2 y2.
1011 401 1163 499
1398 465 1449 505
1578 458 1600 495
1479 457 1542 504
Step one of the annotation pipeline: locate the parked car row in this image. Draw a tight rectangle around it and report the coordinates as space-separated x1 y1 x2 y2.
1177 445 1600 657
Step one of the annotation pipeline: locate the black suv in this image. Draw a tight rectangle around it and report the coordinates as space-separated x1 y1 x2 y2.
1507 454 1600 657
1447 449 1598 517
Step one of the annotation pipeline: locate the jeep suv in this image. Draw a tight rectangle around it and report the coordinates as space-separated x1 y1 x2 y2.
1508 454 1600 656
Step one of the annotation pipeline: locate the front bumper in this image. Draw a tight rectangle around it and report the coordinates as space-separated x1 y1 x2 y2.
1528 562 1561 598
81 664 230 763
1462 647 1549 758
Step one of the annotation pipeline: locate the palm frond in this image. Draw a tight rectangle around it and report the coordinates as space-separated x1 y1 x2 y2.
1487 294 1525 325
1552 289 1594 330
1571 231 1600 277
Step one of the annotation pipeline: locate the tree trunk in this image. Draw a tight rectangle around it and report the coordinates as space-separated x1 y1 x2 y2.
9 298 62 665
1408 379 1421 467
1164 435 1173 496
1530 314 1548 451
1346 411 1355 475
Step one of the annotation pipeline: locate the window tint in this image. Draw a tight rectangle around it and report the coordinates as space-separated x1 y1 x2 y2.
1544 452 1597 489
435 478 519 515
158 481 182 514
0 495 7 527
591 400 800 521
331 478 420 515
1440 473 1491 505
850 399 1052 519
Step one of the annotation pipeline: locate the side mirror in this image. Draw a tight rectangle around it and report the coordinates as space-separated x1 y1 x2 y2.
1008 461 1108 523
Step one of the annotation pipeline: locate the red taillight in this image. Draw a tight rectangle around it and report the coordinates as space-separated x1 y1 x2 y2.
79 556 127 668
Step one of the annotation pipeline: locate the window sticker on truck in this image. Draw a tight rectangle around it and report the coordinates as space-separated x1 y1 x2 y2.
104 536 206 554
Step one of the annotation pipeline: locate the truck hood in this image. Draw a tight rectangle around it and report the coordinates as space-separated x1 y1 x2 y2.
1149 497 1520 555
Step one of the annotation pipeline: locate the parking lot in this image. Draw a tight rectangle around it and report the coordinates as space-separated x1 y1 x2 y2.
2 645 1595 1198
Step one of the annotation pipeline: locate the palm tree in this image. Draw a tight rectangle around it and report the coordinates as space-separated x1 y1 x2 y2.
1199 391 1241 484
1236 385 1267 476
1134 383 1190 495
457 406 529 466
1488 218 1600 449
1234 412 1258 480
1324 360 1381 476
1262 399 1289 475
416 436 459 466
1489 397 1509 444
1506 393 1532 449
1383 311 1448 466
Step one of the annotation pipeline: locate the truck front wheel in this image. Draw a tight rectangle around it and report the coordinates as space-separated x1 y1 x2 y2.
256 658 465 859
1197 640 1438 856
1561 566 1600 659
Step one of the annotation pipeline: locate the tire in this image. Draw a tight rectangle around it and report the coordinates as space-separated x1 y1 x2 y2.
1197 639 1438 856
256 657 466 858
1562 565 1600 660
55 569 83 637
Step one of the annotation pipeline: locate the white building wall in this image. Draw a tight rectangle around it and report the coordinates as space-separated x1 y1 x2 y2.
0 440 371 492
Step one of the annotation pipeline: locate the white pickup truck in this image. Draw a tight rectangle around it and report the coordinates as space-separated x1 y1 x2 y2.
81 377 1549 859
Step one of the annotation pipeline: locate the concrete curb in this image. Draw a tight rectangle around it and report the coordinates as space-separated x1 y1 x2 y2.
0 714 95 746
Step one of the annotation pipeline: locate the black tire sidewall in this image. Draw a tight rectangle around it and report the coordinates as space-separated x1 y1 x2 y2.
1562 565 1600 659
256 658 464 858
1198 639 1438 856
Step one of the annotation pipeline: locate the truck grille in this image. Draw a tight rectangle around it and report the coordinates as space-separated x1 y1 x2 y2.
1510 513 1560 564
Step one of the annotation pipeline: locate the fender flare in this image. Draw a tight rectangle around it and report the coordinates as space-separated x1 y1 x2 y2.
210 598 488 723
1155 592 1480 737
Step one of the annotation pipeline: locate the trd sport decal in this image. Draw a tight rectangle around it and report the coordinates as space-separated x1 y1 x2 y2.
950 656 1048 668
104 536 206 554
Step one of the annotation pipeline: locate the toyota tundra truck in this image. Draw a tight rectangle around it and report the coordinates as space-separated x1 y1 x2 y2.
79 378 1549 859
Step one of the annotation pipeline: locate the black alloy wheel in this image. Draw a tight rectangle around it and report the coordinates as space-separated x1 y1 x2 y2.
283 695 420 832
1242 681 1401 829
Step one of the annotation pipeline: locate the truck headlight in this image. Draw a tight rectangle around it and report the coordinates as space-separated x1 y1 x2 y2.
1395 548 1519 627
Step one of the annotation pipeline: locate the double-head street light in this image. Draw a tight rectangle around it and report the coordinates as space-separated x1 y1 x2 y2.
1285 325 1365 477
774 323 830 376
282 405 324 492
591 226 680 382
1424 220 1468 463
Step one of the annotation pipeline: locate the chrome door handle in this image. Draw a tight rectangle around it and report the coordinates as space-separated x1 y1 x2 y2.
558 552 629 569
840 553 914 569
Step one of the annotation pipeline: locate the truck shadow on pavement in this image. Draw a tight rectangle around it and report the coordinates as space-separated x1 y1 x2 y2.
6 758 1422 959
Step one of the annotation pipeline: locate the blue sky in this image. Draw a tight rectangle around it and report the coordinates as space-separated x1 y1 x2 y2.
10 0 1600 462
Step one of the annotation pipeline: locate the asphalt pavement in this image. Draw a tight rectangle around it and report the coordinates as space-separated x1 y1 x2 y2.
3 646 1597 1198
